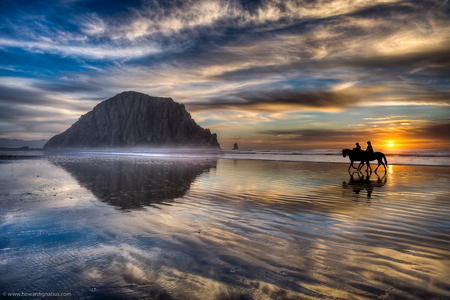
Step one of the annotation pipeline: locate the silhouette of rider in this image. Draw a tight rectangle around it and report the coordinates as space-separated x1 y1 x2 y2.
366 141 374 157
353 142 361 152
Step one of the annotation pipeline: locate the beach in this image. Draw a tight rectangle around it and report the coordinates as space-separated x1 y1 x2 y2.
1 154 450 299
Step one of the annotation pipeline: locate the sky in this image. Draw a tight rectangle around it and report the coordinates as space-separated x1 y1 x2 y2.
0 0 449 150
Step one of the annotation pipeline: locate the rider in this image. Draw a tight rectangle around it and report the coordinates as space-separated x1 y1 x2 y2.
353 142 361 152
366 141 374 157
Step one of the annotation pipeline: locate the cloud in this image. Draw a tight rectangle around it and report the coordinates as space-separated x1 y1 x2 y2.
209 39 450 84
1 0 449 146
0 79 101 111
0 84 51 106
363 116 409 121
260 128 368 142
68 0 406 41
0 77 111 139
4 0 433 64
402 122 450 141
259 121 450 145
0 38 160 60
184 87 360 112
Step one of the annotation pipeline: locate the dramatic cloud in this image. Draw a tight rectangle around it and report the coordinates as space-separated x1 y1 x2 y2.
186 88 360 112
0 38 161 60
0 0 449 148
401 122 450 142
257 121 450 149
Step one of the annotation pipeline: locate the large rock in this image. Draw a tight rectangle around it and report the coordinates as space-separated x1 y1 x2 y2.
44 91 220 149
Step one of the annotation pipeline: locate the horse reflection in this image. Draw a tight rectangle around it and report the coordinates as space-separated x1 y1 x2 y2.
342 170 387 198
51 157 217 209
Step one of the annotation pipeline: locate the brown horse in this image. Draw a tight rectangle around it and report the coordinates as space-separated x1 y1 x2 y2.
342 149 388 172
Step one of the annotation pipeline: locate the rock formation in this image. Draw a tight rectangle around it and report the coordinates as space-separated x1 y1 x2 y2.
233 143 239 150
44 91 220 149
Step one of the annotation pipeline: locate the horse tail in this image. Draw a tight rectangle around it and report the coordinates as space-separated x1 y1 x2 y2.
383 154 388 166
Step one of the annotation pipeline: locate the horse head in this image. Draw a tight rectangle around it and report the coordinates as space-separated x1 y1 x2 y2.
342 149 350 158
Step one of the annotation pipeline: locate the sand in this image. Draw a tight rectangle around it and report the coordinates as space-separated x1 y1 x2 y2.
0 154 449 299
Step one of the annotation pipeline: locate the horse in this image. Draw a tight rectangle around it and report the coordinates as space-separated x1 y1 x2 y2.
342 149 388 172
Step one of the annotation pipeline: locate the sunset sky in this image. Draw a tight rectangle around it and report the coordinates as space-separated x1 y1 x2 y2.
1 0 449 150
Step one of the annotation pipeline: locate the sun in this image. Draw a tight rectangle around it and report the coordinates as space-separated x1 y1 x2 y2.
388 141 394 147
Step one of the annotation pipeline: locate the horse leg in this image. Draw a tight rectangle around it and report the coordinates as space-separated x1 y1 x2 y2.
358 161 364 170
375 160 380 172
376 157 387 173
366 161 372 171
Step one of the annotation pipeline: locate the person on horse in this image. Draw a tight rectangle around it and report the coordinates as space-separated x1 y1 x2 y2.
353 142 363 158
366 141 374 159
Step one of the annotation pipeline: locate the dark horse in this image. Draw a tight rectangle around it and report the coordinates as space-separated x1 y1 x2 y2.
342 149 388 172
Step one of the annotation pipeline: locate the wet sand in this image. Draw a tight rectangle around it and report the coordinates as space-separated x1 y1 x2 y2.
1 155 449 299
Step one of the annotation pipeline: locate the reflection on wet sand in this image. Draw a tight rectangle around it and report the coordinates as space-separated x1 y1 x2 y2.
1 158 450 299
50 156 217 209
343 170 387 197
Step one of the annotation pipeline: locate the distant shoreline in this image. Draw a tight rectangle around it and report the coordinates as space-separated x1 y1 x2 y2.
0 147 44 151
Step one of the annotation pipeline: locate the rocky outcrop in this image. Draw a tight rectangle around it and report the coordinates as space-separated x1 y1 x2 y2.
44 91 220 149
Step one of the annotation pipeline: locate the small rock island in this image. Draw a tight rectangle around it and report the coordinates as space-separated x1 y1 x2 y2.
44 91 220 149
